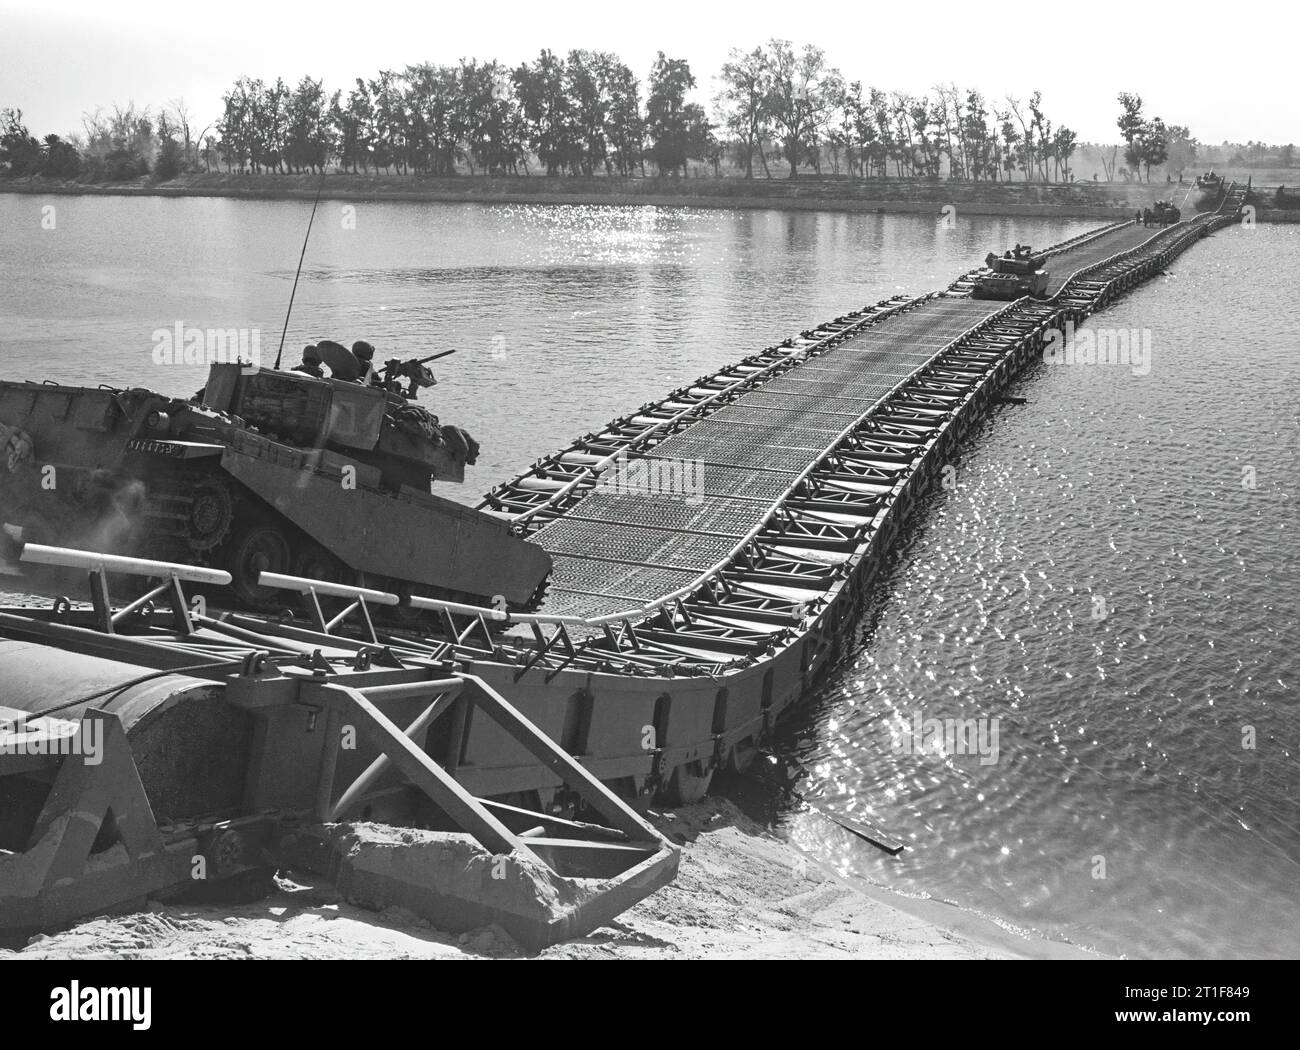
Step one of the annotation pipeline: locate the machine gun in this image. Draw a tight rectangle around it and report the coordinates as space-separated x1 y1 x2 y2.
380 349 457 400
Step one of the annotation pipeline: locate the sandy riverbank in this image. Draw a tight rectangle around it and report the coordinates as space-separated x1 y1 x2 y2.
3 799 1099 960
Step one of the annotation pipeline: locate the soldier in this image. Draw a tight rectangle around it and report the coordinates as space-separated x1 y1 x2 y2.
291 345 325 379
1135 209 1142 225
351 340 378 385
1142 207 1152 227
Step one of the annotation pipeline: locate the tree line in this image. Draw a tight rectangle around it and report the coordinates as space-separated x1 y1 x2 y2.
0 100 198 182
209 42 1086 182
211 51 713 178
2 41 1287 184
715 43 1082 181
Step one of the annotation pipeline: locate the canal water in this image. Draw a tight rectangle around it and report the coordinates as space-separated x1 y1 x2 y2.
1 194 1295 958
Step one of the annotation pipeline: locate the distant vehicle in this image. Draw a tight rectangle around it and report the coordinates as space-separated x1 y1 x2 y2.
1150 201 1182 225
1192 171 1226 208
972 244 1050 300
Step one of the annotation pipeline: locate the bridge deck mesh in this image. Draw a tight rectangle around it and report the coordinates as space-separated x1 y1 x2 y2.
1044 225 1167 294
562 491 763 537
534 518 736 569
675 463 794 501
643 434 816 472
737 392 866 419
708 403 850 434
656 417 843 452
545 556 701 602
761 375 904 401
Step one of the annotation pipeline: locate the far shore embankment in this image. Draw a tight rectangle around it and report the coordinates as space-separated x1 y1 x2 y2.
4 171 1278 220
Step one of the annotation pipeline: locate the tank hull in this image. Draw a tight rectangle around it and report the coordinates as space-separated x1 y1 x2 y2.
971 270 1049 300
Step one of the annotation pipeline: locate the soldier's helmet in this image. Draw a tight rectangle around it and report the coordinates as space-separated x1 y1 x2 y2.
352 340 375 363
303 344 322 364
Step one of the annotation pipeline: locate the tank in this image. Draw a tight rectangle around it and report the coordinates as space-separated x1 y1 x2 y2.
1150 201 1181 225
971 246 1050 300
1191 171 1225 209
0 357 552 612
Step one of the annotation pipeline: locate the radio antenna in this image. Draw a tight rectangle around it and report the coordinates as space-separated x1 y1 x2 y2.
274 172 327 370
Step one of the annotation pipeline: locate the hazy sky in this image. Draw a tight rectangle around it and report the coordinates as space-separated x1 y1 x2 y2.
0 0 1291 146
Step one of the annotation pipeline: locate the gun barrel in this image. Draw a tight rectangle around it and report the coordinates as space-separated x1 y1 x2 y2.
418 349 457 364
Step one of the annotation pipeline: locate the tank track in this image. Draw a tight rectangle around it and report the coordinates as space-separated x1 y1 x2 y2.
141 469 236 557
